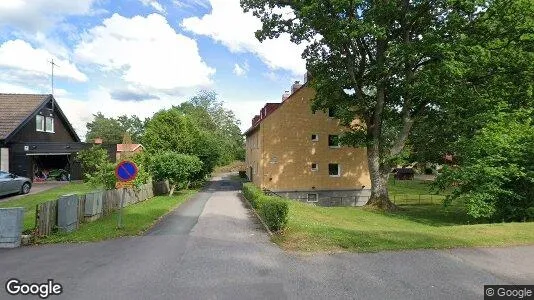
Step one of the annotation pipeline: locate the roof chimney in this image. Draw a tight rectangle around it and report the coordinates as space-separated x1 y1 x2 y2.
291 81 302 94
282 90 291 101
252 115 260 126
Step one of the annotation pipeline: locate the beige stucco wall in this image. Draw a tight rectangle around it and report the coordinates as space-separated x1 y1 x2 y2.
245 128 263 185
246 86 371 191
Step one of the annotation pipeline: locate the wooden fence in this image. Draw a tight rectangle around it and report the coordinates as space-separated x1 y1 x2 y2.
35 181 165 237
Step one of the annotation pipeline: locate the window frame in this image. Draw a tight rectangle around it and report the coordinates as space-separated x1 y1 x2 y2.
311 163 318 172
36 115 45 132
328 163 341 177
328 135 341 148
311 134 319 142
306 193 319 203
45 116 55 133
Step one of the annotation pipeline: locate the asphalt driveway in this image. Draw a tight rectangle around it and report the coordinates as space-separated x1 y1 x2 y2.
0 175 532 299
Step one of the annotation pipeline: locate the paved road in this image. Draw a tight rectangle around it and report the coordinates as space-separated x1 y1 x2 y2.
0 175 532 299
0 182 67 202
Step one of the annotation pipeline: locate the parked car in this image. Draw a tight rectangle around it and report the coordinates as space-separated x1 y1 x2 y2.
0 171 32 196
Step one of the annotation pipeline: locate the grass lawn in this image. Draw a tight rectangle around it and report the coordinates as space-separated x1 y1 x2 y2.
272 179 534 252
37 190 197 244
0 183 94 231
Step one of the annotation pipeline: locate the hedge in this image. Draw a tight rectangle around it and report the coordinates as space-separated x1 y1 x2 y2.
242 183 289 232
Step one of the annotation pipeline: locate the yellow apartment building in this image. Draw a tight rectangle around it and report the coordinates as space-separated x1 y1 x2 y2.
244 81 372 206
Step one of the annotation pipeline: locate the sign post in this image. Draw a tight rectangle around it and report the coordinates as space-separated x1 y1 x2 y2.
115 160 138 229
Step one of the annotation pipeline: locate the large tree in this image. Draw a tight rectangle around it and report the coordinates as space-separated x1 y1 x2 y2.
86 113 146 144
241 0 534 210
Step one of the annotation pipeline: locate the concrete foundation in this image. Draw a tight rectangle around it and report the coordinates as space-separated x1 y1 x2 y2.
0 148 9 172
57 194 79 233
273 189 371 207
0 208 24 248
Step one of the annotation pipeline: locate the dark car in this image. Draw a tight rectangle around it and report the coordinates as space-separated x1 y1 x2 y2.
0 171 32 196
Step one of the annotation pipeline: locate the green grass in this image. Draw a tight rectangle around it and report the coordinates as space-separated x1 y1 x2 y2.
271 179 534 252
37 190 197 244
273 202 534 252
0 183 94 231
388 178 449 205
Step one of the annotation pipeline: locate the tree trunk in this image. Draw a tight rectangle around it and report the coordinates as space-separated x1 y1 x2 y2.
365 143 398 211
169 184 176 196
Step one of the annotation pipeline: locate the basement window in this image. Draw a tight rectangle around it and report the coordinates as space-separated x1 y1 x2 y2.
328 135 340 148
36 115 45 132
329 163 341 177
307 193 318 203
311 134 318 141
311 163 318 171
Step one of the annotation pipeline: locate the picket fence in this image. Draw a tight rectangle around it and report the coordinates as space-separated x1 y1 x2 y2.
35 181 169 237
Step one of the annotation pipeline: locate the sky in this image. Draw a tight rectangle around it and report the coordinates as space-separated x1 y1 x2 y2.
0 0 307 139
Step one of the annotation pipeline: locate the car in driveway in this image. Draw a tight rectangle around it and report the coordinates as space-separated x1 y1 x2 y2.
0 171 32 197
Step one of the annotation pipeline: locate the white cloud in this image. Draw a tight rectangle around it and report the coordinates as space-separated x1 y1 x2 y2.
0 0 97 33
181 0 306 75
75 13 215 91
0 39 88 82
233 62 249 76
139 0 166 13
173 0 210 9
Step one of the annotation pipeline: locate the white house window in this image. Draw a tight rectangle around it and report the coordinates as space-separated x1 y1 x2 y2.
311 134 318 141
45 117 54 133
36 115 44 132
328 135 340 148
329 163 341 177
311 163 318 171
307 193 318 203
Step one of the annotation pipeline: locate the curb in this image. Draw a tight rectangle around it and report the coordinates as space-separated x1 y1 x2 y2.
239 192 273 237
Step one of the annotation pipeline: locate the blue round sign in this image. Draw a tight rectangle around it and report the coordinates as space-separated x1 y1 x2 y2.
115 161 138 182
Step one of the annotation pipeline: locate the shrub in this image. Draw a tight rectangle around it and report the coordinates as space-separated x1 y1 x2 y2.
148 152 203 195
242 183 289 232
77 146 116 190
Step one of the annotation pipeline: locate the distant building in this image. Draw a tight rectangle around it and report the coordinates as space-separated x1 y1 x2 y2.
244 81 371 206
116 143 144 160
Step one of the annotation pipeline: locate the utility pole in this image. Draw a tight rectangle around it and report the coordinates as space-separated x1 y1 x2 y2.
48 59 60 95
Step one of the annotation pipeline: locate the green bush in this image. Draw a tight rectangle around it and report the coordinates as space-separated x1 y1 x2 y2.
242 183 289 232
148 151 203 195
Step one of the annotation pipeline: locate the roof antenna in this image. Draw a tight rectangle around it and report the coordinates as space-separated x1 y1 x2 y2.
48 59 60 111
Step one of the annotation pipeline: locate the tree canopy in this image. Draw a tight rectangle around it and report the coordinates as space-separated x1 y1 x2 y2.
85 113 146 144
241 0 534 210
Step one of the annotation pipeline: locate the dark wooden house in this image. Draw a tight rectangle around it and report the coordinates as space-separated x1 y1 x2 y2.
0 94 88 181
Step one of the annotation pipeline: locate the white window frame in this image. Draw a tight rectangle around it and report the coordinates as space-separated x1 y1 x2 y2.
311 134 319 142
36 115 45 132
328 163 341 177
311 163 318 172
45 116 55 133
307 193 319 203
328 135 341 148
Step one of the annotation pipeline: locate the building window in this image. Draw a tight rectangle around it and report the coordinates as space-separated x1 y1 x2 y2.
311 163 318 171
328 108 337 118
329 163 341 177
36 115 45 131
307 193 318 203
45 117 54 133
328 135 340 148
311 134 318 141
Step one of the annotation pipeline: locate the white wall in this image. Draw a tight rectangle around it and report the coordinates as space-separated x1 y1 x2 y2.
0 148 9 172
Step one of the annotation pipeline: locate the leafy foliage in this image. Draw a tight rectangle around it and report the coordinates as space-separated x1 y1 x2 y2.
77 146 116 190
243 183 289 232
435 111 534 221
148 151 203 194
86 113 146 144
240 0 534 210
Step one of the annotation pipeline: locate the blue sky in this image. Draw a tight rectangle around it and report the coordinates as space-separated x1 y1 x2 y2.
0 0 306 139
